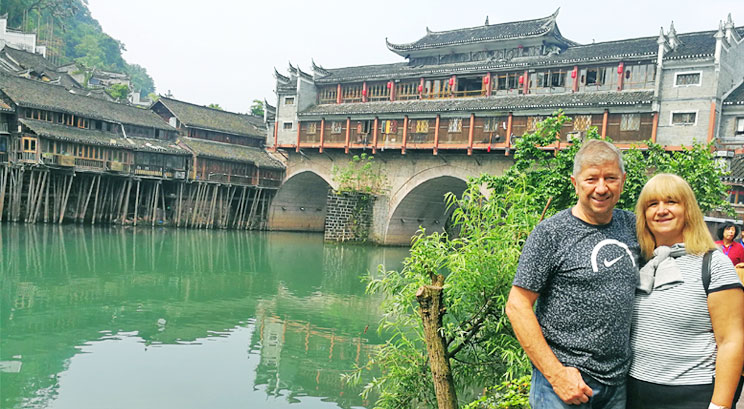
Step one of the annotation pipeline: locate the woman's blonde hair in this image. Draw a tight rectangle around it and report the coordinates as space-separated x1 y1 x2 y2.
635 173 717 260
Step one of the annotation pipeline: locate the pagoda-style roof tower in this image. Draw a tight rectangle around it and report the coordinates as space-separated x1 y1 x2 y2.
385 9 577 64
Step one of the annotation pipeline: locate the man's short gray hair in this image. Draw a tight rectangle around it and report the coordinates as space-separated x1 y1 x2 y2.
572 139 625 178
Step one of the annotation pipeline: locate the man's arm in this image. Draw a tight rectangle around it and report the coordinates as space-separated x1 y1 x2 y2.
505 286 593 405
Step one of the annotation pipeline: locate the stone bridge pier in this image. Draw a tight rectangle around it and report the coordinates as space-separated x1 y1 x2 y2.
268 150 511 246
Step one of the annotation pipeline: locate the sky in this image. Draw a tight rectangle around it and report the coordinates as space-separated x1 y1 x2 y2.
86 0 742 114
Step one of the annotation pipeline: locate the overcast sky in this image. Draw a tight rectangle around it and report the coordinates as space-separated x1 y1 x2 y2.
86 0 741 114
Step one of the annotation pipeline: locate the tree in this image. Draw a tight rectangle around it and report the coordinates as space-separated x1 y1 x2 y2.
125 63 155 97
105 83 130 103
250 99 264 117
207 103 223 110
350 111 732 409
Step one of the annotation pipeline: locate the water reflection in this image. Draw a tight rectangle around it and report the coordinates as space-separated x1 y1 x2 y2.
0 225 408 409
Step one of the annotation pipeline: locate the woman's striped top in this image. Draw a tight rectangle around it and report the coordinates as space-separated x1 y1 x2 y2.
629 250 742 385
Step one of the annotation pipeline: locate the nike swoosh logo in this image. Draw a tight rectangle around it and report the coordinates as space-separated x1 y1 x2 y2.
603 255 624 268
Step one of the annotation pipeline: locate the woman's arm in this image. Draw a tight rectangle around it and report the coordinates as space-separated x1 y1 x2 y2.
709 287 744 407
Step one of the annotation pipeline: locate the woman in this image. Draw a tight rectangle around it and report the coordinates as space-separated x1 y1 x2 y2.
716 222 744 267
628 174 744 408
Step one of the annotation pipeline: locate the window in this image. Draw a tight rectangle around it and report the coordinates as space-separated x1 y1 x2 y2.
283 122 293 130
584 68 606 86
356 121 371 134
573 115 592 132
415 120 429 133
526 116 544 132
331 122 343 134
22 137 37 152
675 72 701 87
307 123 317 134
671 112 696 126
284 97 295 105
448 118 462 133
736 118 744 136
620 114 641 131
535 69 566 88
483 118 498 132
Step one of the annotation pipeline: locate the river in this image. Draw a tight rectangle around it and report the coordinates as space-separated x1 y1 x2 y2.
0 224 410 409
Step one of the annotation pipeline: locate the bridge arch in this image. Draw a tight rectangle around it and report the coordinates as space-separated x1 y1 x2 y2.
383 165 470 245
268 170 332 231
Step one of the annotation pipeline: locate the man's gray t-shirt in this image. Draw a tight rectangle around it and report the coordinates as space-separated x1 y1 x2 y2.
513 208 640 385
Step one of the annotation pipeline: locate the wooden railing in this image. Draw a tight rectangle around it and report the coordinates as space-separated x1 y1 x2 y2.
75 157 106 170
17 152 38 163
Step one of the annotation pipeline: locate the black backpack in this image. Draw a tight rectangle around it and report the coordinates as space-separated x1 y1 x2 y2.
702 249 714 295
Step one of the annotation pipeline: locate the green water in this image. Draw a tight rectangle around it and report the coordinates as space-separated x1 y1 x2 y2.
0 225 409 409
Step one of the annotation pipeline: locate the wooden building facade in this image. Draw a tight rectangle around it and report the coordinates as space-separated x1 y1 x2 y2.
0 73 285 228
272 10 744 156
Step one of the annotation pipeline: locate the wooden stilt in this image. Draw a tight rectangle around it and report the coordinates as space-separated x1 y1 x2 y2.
25 171 36 222
152 182 160 227
43 171 50 223
133 180 141 226
160 182 167 225
0 165 8 222
207 184 218 229
31 171 48 223
80 175 96 223
91 175 101 225
58 174 74 224
120 178 132 224
233 186 247 228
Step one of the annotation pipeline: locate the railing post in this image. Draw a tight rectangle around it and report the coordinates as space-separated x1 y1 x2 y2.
651 112 659 143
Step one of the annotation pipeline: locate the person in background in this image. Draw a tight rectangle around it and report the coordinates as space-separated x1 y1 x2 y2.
628 174 744 409
716 223 744 268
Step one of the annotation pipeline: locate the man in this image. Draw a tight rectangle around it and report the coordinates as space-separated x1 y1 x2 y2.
505 140 639 408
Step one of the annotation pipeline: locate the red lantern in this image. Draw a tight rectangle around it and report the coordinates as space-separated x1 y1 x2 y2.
483 75 490 84
418 84 423 93
387 81 392 89
362 89 367 97
571 67 577 79
518 75 524 85
487 145 491 153
617 63 624 74
449 77 455 87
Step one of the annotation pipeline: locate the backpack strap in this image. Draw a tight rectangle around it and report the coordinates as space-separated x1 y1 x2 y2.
702 249 714 295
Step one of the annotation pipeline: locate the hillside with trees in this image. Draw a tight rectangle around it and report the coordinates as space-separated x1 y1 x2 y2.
0 0 155 97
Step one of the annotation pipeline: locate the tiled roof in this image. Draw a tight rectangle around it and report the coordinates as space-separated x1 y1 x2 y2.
20 118 188 154
0 73 174 131
178 137 284 170
725 155 744 184
314 28 743 85
0 45 62 80
299 90 653 117
157 97 265 138
386 10 572 52
0 98 12 112
724 82 744 106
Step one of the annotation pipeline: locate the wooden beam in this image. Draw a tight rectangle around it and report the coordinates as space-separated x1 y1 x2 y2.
505 113 513 156
433 115 440 156
344 117 351 154
402 116 408 155
468 114 475 156
295 122 301 153
319 118 325 153
372 117 379 154
601 110 609 139
651 112 659 143
707 100 717 143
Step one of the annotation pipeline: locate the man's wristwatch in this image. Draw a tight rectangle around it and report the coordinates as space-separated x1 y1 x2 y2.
709 403 729 409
